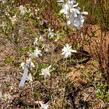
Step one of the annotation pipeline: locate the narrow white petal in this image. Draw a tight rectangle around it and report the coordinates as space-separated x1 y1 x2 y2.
81 11 88 15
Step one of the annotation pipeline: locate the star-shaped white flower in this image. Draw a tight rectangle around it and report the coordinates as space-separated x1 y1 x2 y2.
40 65 51 79
60 0 78 16
73 16 84 29
62 44 77 58
68 9 88 29
33 47 42 57
59 0 88 29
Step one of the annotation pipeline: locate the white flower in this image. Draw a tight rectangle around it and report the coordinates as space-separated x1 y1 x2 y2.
59 0 88 29
62 44 77 58
60 1 77 16
71 15 84 29
33 47 42 57
68 10 88 29
39 101 49 109
19 5 27 15
40 65 51 79
69 11 87 29
21 58 35 70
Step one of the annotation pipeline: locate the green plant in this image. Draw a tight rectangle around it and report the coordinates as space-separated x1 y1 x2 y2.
96 83 109 102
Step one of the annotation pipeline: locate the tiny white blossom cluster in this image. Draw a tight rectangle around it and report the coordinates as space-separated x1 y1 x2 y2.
33 47 42 57
58 0 88 29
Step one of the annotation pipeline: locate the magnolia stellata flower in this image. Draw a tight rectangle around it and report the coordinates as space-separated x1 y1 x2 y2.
40 65 51 79
68 11 88 29
59 0 88 29
60 1 77 15
33 47 42 57
62 44 77 58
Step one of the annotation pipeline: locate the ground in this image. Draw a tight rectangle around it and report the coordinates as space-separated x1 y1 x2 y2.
0 25 109 109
